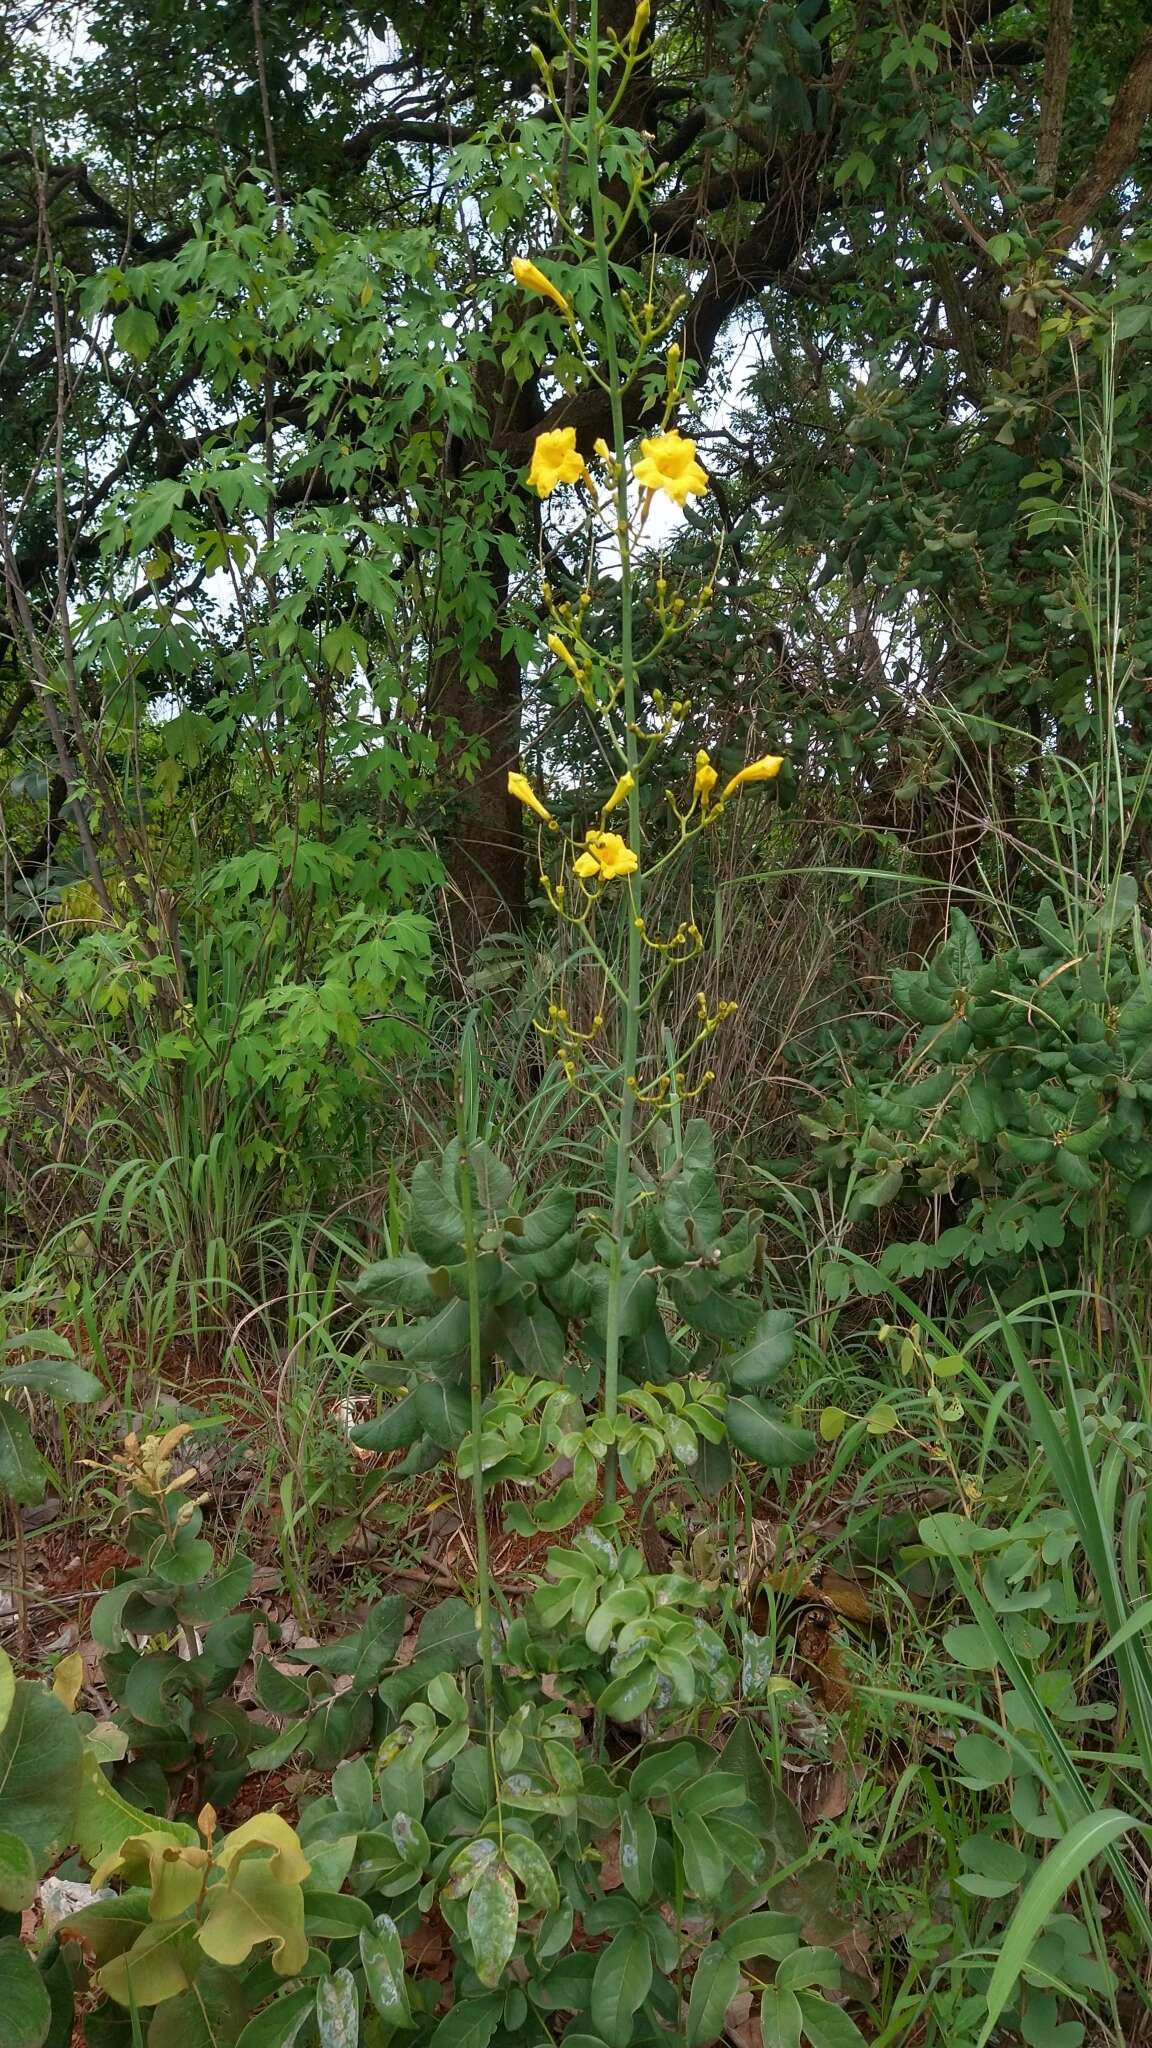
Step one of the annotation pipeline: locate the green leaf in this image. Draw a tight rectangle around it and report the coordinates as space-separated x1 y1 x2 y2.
759 1985 803 2048
98 1920 198 2007
467 1861 519 1987
0 1830 38 1911
589 1257 658 1341
354 1255 449 1312
795 1995 868 2047
617 1799 656 1905
234 1987 315 2048
509 1190 576 1251
114 305 159 361
686 1943 740 2047
361 1913 413 2027
427 1995 503 2048
349 1390 424 1453
315 1968 360 2048
0 1648 13 1737
376 1298 470 1367
503 1831 559 1912
775 1948 840 1992
1127 1173 1152 1237
0 1937 51 2048
0 1682 84 1871
409 1158 465 1263
414 1379 471 1448
725 1396 815 1468
726 1312 795 1391
180 1555 254 1627
976 1809 1138 2047
0 1405 50 1506
590 1924 652 2048
595 1662 658 1724
145 1963 250 2048
0 1362 102 1402
497 1298 566 1376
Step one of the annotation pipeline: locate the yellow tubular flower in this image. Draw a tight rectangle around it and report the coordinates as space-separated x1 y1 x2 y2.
693 750 718 807
547 633 581 678
527 427 587 498
720 754 785 800
602 770 635 815
632 430 708 506
511 256 571 315
573 830 639 882
508 771 554 825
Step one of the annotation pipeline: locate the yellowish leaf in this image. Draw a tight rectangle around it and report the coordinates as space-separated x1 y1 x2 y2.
52 1652 85 1712
214 1811 311 1887
199 1858 308 1977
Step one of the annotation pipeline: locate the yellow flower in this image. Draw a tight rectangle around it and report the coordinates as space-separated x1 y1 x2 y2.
632 430 708 506
720 753 785 800
573 831 639 882
547 633 582 680
527 427 587 498
511 256 570 315
602 770 635 814
508 771 554 826
693 750 718 807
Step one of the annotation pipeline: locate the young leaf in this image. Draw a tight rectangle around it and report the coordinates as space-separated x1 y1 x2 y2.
590 1923 653 2048
686 1943 740 2047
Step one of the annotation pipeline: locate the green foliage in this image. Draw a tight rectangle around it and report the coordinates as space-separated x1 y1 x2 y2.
805 895 1152 1294
352 1121 808 1513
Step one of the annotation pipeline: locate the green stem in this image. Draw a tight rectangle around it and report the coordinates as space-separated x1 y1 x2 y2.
457 1121 496 1713
587 0 642 1506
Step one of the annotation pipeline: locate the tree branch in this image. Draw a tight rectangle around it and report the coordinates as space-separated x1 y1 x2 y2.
1058 26 1152 243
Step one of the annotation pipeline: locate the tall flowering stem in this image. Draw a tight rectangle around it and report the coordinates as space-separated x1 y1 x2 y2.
510 0 783 1517
586 0 641 1501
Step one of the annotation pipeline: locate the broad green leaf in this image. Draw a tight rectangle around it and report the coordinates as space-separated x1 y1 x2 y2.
759 1985 803 2048
0 1935 51 2048
0 1361 102 1402
98 1920 198 2007
0 1682 84 1870
246 1720 308 1773
0 1830 37 1911
725 1395 815 1468
427 1994 503 2048
0 1405 50 1506
467 1860 518 1986
181 1556 255 1627
617 1799 656 1905
596 1662 657 1724
503 1831 559 1912
726 1311 795 1391
145 1962 249 2048
590 1923 652 2048
409 1158 465 1263
354 1254 449 1312
234 1987 315 2048
686 1943 739 2047
114 305 159 360
74 1752 196 1867
57 1890 152 1966
795 1995 868 2047
775 1948 840 1992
